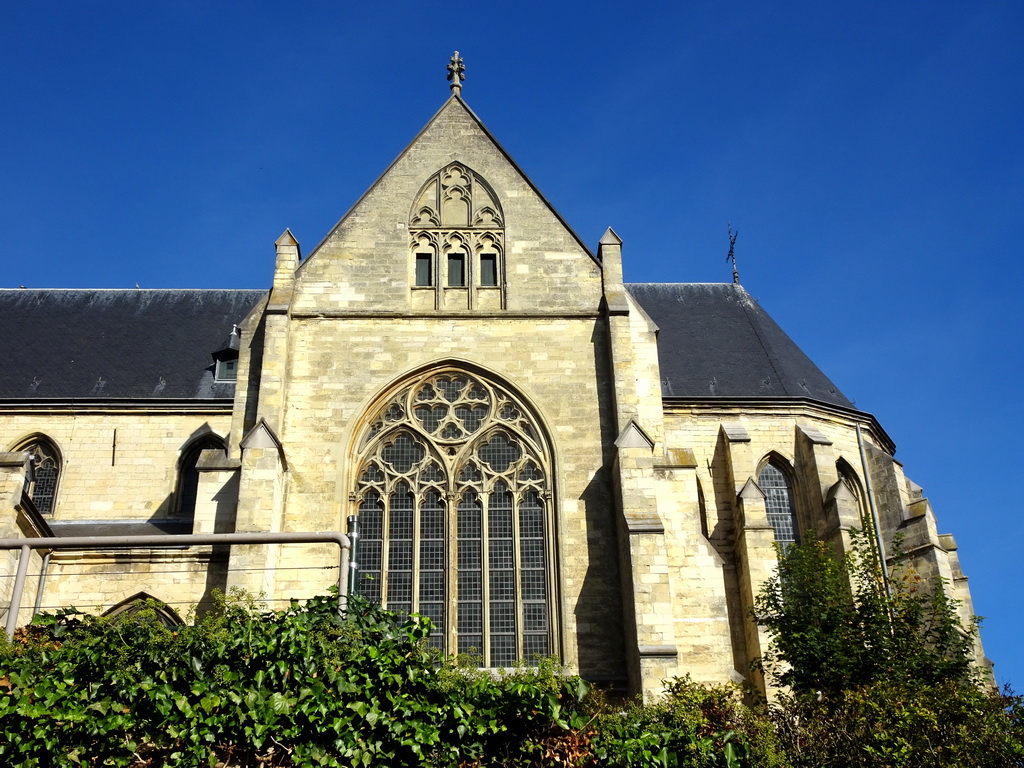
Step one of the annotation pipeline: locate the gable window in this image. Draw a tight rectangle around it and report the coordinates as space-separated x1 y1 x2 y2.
354 368 553 665
759 462 799 551
415 253 433 286
16 437 61 516
480 253 498 287
447 252 466 286
409 163 505 309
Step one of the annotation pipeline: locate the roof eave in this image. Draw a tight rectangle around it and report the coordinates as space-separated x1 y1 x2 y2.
660 395 896 455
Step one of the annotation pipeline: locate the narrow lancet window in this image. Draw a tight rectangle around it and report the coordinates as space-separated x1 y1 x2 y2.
19 437 61 516
759 462 799 550
447 253 466 286
480 253 498 286
415 253 433 286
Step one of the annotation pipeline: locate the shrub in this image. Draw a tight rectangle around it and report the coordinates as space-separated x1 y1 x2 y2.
0 591 590 767
757 680 1024 767
590 676 748 767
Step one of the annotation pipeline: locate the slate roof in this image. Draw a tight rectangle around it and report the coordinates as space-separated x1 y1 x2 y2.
626 283 852 408
0 289 266 400
0 285 850 408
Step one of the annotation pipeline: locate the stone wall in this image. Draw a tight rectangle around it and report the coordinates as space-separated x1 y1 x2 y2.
1 409 233 522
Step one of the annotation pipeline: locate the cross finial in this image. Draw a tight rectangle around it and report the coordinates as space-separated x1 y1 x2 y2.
447 51 465 96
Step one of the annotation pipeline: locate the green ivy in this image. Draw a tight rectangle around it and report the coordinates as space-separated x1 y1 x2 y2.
0 591 593 767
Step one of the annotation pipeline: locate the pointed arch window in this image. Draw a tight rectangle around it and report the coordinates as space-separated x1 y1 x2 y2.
175 435 227 518
759 462 799 550
16 436 61 516
354 369 553 665
103 593 183 628
410 163 505 309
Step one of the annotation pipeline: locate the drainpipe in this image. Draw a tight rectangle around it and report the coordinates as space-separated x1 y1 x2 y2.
346 514 360 596
33 551 51 615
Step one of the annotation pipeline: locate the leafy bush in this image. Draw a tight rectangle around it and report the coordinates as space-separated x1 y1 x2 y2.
0 591 589 767
4 584 1020 767
753 680 1024 767
590 676 747 768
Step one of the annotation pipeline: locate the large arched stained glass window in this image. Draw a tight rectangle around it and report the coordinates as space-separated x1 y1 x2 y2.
758 462 799 551
353 369 553 666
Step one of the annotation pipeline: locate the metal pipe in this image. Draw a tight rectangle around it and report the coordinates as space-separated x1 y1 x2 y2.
4 545 31 639
346 514 360 597
0 531 350 639
857 423 890 590
33 551 51 615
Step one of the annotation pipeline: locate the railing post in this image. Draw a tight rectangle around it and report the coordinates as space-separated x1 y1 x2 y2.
5 544 31 640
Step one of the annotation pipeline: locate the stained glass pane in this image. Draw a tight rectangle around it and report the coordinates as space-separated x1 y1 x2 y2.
356 491 384 604
381 433 425 473
523 635 549 661
479 433 521 472
490 634 516 667
457 492 483 652
519 490 548 661
415 405 447 433
419 490 446 649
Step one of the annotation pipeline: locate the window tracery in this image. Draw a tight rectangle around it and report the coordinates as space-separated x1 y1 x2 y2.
15 436 60 516
354 369 551 665
410 163 505 309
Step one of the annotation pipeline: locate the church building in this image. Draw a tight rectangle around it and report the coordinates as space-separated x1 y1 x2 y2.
0 57 981 696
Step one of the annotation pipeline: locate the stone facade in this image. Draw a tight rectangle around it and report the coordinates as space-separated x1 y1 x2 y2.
0 94 983 697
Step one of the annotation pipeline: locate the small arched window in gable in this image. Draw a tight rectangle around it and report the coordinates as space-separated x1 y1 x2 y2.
175 435 227 518
759 461 799 550
15 436 61 516
409 163 505 310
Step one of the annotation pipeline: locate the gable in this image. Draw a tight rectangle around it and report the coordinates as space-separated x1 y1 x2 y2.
290 97 602 315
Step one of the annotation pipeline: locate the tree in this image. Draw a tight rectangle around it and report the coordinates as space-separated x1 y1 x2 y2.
753 531 977 694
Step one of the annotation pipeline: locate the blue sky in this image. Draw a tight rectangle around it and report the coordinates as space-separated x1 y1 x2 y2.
3 3 1022 688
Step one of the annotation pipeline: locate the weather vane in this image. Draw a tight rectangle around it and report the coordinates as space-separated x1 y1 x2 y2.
726 223 740 284
447 51 465 96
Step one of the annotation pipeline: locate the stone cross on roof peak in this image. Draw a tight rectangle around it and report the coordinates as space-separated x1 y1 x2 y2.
447 51 465 96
